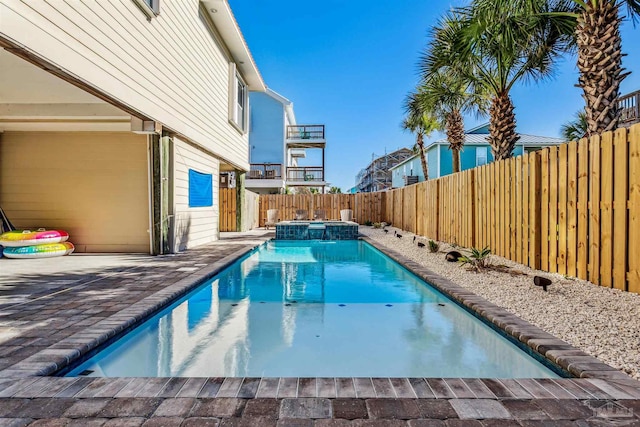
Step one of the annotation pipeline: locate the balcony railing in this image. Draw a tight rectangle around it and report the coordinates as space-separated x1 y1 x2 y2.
286 167 324 182
248 163 282 180
286 125 325 140
619 90 640 126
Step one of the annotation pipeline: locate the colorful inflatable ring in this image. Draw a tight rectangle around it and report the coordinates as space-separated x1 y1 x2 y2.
2 242 75 259
0 229 69 247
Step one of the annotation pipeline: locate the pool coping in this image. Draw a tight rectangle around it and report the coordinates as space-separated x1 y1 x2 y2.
1 234 640 403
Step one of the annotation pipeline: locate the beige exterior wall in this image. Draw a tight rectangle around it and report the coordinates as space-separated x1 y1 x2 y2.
0 131 150 253
173 137 219 252
0 0 250 169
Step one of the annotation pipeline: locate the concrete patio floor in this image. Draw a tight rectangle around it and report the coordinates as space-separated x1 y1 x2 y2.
1 231 640 426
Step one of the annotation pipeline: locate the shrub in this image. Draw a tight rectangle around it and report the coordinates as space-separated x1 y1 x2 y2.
373 222 382 229
428 240 440 253
364 220 373 226
458 247 491 272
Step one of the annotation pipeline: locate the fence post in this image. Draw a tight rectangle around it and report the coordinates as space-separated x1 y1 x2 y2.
435 180 440 241
530 152 542 270
235 171 245 232
627 124 640 293
469 170 476 248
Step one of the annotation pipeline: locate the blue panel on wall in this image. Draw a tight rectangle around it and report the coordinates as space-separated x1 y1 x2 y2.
188 169 213 207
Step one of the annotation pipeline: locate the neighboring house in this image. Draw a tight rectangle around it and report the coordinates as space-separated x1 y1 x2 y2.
420 124 564 181
355 148 414 193
0 0 265 254
390 154 425 188
245 89 327 194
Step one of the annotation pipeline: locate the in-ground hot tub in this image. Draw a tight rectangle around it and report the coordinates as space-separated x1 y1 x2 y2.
275 220 359 240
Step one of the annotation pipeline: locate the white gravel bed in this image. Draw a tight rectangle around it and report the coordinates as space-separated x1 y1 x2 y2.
360 226 640 380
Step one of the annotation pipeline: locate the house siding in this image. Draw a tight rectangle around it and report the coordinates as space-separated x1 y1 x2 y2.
391 156 425 188
249 92 285 164
0 131 150 253
439 146 453 177
427 146 439 180
173 137 219 252
391 166 403 188
430 144 526 178
0 0 250 169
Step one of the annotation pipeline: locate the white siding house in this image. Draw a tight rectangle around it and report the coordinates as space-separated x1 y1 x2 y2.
0 0 265 253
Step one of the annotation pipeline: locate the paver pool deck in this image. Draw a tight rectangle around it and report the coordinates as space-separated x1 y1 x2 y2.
1 231 640 426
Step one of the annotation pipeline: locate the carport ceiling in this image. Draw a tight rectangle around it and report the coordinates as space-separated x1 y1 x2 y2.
0 48 130 131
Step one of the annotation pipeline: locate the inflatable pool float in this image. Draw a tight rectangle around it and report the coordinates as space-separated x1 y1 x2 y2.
2 242 75 259
0 229 69 247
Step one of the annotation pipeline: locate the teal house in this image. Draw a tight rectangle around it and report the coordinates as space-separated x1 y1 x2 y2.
390 123 564 187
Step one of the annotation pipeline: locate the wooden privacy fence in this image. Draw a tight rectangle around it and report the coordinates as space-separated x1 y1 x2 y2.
219 124 640 292
219 188 237 232
383 124 640 293
258 192 385 226
219 188 260 232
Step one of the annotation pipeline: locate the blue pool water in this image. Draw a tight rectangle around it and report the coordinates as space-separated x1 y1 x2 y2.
67 240 560 378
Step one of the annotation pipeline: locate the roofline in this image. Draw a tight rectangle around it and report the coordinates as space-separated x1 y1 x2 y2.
389 153 420 170
264 88 292 105
202 0 266 91
433 133 565 145
430 141 564 146
465 122 490 133
369 147 414 164
264 88 297 125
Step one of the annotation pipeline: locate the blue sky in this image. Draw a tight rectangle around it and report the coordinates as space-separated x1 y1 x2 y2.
229 1 640 191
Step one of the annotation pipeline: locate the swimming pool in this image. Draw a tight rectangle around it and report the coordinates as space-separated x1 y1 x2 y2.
66 240 560 378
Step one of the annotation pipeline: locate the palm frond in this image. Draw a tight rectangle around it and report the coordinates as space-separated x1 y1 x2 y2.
560 109 588 141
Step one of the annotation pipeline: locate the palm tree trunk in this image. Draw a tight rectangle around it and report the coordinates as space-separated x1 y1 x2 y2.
446 109 465 173
577 1 626 136
417 133 429 180
488 92 519 160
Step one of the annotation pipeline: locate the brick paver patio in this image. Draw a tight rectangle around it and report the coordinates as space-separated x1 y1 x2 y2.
1 231 640 426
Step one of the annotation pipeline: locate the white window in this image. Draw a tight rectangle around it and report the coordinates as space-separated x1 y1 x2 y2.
229 64 248 133
476 147 488 166
133 0 160 17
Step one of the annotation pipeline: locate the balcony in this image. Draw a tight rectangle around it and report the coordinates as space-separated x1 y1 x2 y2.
619 90 640 127
286 125 325 148
247 163 282 180
286 167 325 185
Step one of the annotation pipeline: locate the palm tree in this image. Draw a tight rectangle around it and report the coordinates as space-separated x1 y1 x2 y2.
568 1 639 135
560 109 588 141
414 70 489 173
421 2 573 160
402 93 440 180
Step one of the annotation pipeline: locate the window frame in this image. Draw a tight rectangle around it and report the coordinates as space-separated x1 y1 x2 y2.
229 64 249 134
476 146 488 167
133 0 160 18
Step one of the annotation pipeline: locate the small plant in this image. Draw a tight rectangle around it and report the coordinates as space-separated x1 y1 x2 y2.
364 220 373 226
458 247 492 272
428 240 440 253
373 222 382 229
